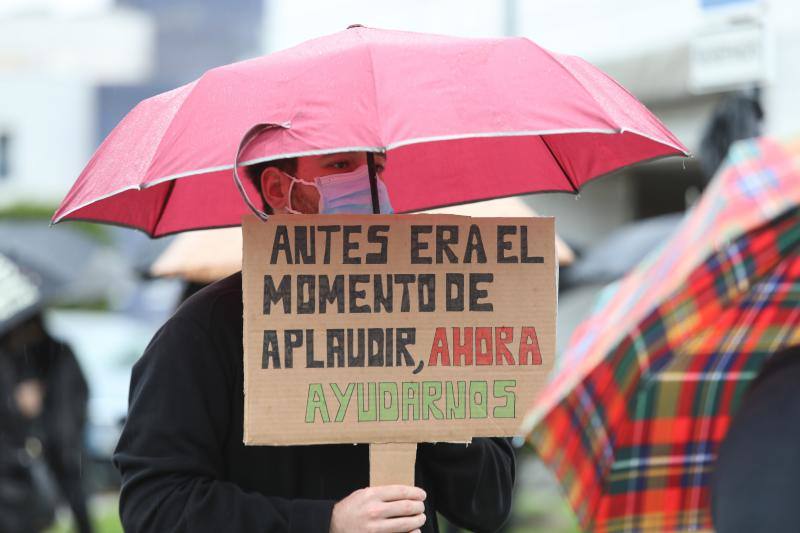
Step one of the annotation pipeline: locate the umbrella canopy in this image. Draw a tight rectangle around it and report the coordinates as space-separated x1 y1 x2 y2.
562 213 682 288
522 136 800 532
53 26 687 236
151 196 575 283
0 221 132 303
150 227 242 283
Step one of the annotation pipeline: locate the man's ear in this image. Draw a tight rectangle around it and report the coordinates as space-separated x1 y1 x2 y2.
260 167 289 210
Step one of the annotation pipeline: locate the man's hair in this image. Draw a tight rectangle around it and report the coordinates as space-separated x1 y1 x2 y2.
244 158 297 215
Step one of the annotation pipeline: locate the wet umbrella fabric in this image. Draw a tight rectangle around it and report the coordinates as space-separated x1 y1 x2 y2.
52 26 687 236
522 136 800 532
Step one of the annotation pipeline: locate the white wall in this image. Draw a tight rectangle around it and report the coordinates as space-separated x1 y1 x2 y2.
763 0 800 137
0 75 96 206
0 7 154 85
0 5 154 207
515 0 702 63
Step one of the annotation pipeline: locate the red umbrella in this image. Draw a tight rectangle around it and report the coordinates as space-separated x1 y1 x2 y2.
53 26 687 236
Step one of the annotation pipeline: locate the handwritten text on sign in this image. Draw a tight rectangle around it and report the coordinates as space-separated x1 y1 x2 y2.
242 214 556 445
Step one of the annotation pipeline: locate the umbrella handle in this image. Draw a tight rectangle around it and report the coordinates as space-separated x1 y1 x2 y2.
233 122 292 221
366 152 380 215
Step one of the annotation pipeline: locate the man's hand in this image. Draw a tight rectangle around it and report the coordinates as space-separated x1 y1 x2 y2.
330 485 426 533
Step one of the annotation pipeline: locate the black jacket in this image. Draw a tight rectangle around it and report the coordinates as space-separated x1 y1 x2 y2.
114 273 515 532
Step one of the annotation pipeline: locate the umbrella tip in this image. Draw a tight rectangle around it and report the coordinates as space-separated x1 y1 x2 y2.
347 24 365 29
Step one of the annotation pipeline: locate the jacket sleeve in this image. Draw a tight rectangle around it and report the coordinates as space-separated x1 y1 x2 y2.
112 316 334 533
418 438 515 533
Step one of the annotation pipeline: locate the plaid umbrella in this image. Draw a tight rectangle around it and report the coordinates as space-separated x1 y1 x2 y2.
520 136 800 532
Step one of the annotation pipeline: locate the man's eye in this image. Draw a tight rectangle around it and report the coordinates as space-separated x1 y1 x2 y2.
330 161 349 170
376 165 385 174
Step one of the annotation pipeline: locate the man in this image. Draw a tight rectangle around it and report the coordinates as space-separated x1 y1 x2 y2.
114 151 515 532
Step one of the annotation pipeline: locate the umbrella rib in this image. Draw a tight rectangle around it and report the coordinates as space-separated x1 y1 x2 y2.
152 179 177 235
541 136 579 193
138 81 200 191
354 27 385 149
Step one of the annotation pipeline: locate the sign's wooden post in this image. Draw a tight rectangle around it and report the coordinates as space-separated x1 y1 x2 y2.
241 213 556 484
369 443 417 487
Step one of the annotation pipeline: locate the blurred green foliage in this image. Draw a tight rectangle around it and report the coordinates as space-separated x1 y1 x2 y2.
0 202 112 244
45 501 123 533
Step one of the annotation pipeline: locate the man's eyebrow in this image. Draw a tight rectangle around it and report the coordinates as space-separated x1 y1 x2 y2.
318 152 385 163
321 152 358 159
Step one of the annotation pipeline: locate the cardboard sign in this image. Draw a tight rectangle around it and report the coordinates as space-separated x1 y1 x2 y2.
242 214 555 446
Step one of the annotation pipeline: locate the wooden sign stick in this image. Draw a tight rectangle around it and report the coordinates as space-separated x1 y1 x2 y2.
369 443 418 487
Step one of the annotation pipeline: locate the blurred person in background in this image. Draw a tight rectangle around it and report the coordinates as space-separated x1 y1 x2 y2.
711 343 800 533
0 314 93 533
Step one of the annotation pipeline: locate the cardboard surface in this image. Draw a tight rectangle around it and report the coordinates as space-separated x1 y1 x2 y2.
242 214 556 445
369 443 417 487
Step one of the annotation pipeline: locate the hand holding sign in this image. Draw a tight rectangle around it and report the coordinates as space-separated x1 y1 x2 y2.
242 214 555 485
330 485 427 533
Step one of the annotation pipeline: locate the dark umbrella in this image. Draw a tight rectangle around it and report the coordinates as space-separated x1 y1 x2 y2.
0 221 132 303
0 252 44 336
562 212 684 288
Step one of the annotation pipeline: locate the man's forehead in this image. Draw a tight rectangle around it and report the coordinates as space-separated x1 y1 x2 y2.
317 152 386 162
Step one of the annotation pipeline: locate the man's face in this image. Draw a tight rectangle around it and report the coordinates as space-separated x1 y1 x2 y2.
260 152 387 214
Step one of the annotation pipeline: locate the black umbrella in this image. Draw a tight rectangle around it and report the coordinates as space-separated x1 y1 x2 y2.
0 221 132 303
561 212 684 288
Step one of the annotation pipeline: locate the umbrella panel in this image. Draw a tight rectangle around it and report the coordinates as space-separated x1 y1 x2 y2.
62 131 679 237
